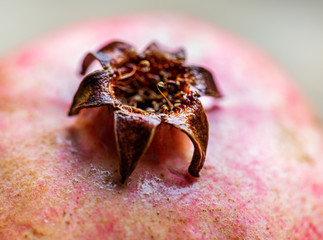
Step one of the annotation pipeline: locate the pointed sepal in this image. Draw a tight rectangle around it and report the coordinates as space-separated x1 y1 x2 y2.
81 41 137 75
68 70 115 116
114 111 160 183
188 66 222 98
144 42 186 65
165 100 208 177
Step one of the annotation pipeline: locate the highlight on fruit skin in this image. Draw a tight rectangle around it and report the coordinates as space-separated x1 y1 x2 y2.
68 41 222 183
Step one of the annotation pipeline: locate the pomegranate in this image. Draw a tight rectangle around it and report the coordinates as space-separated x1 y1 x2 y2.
0 14 322 239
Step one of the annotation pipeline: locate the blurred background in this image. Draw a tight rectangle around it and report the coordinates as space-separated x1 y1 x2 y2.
1 0 322 119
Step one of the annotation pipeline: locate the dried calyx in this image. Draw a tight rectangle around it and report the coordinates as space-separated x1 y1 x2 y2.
69 41 221 183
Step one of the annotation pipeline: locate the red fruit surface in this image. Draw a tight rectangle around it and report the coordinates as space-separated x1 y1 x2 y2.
0 14 323 239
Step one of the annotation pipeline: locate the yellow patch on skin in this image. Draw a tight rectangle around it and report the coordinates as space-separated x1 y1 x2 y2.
277 124 314 165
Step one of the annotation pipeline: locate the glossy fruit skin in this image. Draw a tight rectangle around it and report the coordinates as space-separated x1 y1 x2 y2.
0 14 323 240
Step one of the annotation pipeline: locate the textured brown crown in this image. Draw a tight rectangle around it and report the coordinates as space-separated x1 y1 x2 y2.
68 41 221 183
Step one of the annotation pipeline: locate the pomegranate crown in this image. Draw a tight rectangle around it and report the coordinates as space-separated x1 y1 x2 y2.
69 41 221 183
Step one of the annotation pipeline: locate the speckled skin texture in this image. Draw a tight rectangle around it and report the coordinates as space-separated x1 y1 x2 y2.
0 14 323 240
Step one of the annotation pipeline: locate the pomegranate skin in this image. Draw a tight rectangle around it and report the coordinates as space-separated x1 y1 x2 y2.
0 13 323 240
